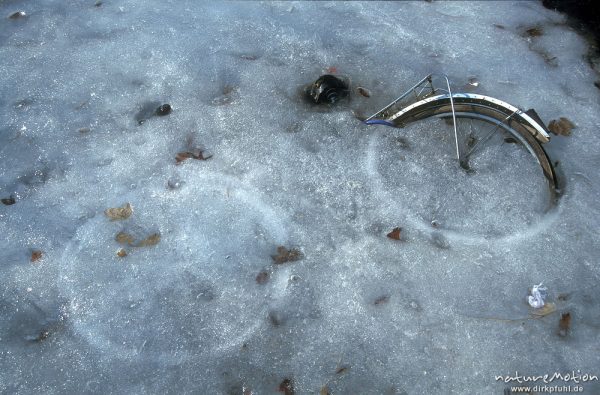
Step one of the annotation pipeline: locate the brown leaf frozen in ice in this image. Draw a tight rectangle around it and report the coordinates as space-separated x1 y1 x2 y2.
386 227 402 240
356 86 371 98
176 149 212 164
30 250 43 262
175 152 193 163
278 378 294 395
524 26 543 37
319 386 330 395
558 312 571 337
136 233 160 247
115 231 135 245
116 248 127 258
104 203 133 221
335 365 350 374
116 231 159 247
548 117 575 136
271 246 302 264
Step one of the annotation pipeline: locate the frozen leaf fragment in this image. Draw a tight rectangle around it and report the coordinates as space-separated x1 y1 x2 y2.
116 231 135 245
336 365 350 374
558 312 571 337
524 26 543 37
387 227 402 240
31 250 43 263
176 148 212 164
1 196 16 205
271 246 302 264
320 386 330 395
548 117 575 136
374 295 390 305
256 270 269 284
117 248 127 258
136 233 160 247
278 378 294 395
105 203 133 221
356 86 371 98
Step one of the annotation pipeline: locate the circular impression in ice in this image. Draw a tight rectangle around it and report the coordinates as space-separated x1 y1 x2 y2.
59 173 287 364
364 122 560 243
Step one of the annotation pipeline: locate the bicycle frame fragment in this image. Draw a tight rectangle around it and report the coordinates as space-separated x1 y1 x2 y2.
364 74 557 191
365 74 550 155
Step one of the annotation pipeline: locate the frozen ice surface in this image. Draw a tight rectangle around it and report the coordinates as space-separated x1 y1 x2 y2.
1 1 600 394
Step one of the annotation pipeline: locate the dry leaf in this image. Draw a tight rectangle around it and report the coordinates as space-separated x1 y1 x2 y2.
356 86 371 98
136 233 160 247
271 246 302 264
31 250 43 262
278 378 294 395
105 203 133 221
117 248 127 258
319 386 330 395
115 231 135 245
558 312 571 337
175 149 212 164
387 227 402 240
548 117 575 136
524 26 543 37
